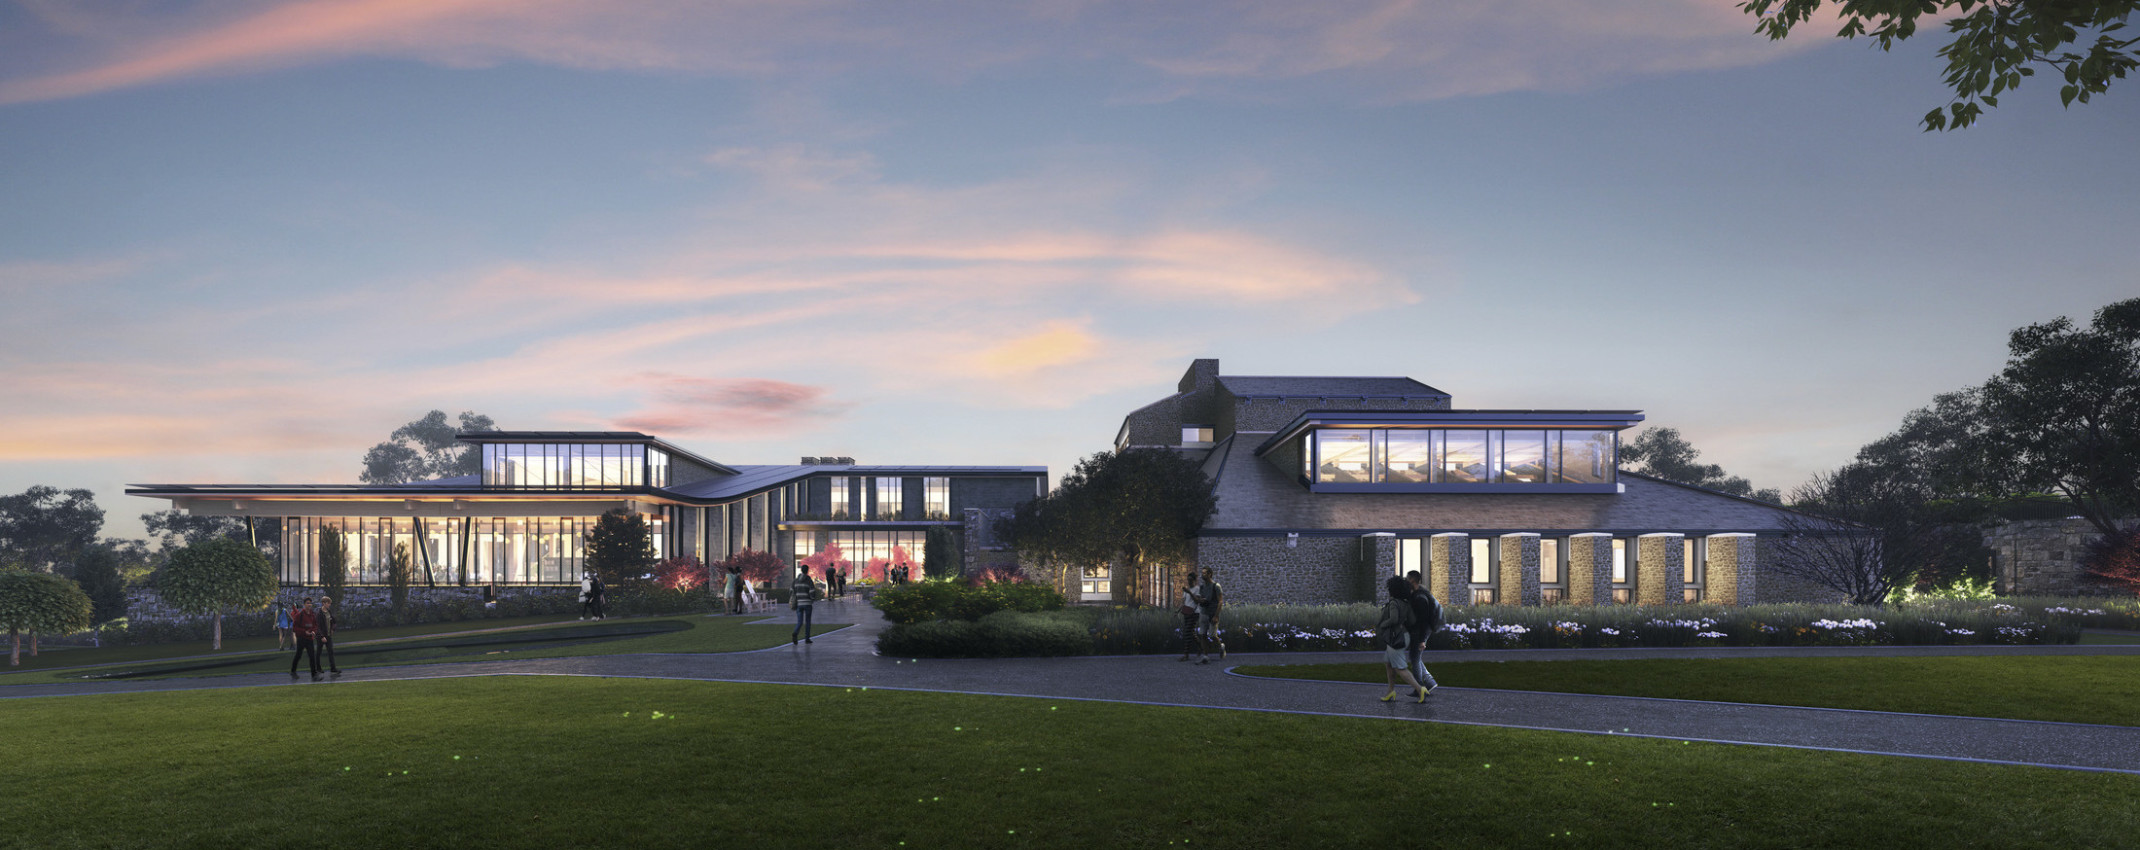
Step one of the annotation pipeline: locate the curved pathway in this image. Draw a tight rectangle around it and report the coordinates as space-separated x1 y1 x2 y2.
8 599 2140 775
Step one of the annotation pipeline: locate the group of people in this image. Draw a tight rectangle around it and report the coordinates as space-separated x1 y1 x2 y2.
273 596 340 681
1376 570 1442 703
1176 567 1226 664
578 571 607 620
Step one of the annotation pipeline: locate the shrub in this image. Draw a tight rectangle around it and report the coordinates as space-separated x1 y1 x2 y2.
652 556 709 592
871 580 1065 625
877 610 1092 658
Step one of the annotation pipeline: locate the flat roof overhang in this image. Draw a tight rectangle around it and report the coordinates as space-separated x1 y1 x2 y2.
452 431 740 475
1256 409 1647 456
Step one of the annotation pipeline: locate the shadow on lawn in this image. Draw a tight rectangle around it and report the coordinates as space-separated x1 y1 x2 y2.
76 620 693 680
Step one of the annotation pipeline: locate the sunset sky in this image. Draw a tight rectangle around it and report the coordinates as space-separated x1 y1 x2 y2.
2 1 2134 541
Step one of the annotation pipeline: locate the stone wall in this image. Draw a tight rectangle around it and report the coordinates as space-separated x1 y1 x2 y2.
1981 517 2129 596
1192 534 1375 604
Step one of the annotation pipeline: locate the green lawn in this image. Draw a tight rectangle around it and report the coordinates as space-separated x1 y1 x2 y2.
1236 656 2140 726
3 677 2135 849
1 615 845 685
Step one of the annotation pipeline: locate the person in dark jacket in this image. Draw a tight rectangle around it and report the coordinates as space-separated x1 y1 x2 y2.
1404 570 1439 695
289 597 322 681
317 595 342 676
790 568 821 644
1377 576 1426 703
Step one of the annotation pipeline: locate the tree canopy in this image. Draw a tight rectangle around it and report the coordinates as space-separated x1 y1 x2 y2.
0 570 93 665
1007 448 1217 602
0 486 105 574
1619 428 1783 503
71 543 131 626
360 410 499 484
584 509 654 585
159 537 276 650
1741 0 2139 129
1977 297 2140 536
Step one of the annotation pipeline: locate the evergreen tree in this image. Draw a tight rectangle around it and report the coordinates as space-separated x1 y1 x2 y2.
584 509 654 586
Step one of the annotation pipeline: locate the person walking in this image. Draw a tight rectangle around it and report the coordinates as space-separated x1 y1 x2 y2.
317 595 342 677
579 571 597 620
1377 576 1427 703
790 567 822 644
588 572 607 621
723 566 743 615
289 596 322 681
273 600 292 651
1195 567 1225 663
1404 570 1440 695
1176 571 1202 662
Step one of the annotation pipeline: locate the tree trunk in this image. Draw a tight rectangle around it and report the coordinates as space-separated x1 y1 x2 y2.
213 613 223 651
28 630 37 657
9 627 17 666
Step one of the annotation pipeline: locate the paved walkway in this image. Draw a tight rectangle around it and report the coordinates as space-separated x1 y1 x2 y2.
9 599 2140 775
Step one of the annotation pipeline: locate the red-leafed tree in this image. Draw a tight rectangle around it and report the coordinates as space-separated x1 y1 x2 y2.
652 555 708 591
719 549 786 585
798 542 850 581
861 556 889 583
889 545 921 580
2084 526 2140 594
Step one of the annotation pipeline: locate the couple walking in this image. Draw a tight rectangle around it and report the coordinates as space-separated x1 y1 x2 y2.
1377 571 1441 703
288 595 340 681
1176 567 1225 664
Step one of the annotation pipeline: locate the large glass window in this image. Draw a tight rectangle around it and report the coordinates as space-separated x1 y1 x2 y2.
1683 538 1705 603
1540 537 1564 603
1557 431 1615 484
1500 431 1547 484
1469 538 1495 604
1442 432 1489 483
1610 538 1631 604
1316 429 1372 483
1383 430 1434 483
875 477 904 520
924 477 950 519
830 477 851 519
1182 426 1215 444
648 448 670 488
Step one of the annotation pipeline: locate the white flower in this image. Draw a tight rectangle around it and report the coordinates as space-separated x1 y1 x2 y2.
1696 631 1727 639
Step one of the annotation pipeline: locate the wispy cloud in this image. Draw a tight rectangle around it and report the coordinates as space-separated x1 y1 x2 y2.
1 0 1835 106
613 373 849 436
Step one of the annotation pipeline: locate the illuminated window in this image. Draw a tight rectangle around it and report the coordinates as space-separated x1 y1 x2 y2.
1181 426 1215 444
1469 538 1495 604
1500 431 1547 484
875 477 904 520
831 478 851 519
924 477 950 519
1316 430 1372 483
1383 430 1434 483
1557 431 1615 484
1443 432 1488 483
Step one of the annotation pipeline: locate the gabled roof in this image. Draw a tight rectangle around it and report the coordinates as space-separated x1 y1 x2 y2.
1218 375 1448 398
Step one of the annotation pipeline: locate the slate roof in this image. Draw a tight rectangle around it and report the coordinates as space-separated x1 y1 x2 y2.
1199 435 1813 534
1217 375 1448 398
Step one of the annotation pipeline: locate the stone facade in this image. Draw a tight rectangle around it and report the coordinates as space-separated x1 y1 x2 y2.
1568 533 1613 605
1192 534 1376 605
1636 533 1684 605
1705 533 1757 605
1984 517 2127 596
1500 533 1541 606
1429 533 1470 606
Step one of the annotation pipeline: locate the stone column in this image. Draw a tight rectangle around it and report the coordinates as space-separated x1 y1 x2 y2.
1706 533 1758 605
1361 533 1397 601
1429 533 1469 605
1500 533 1541 606
1637 533 1685 606
1567 533 1612 605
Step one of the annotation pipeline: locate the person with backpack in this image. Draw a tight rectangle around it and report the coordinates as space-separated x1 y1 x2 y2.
790 567 823 644
1376 576 1427 703
1176 571 1203 662
1195 567 1225 663
1404 570 1440 695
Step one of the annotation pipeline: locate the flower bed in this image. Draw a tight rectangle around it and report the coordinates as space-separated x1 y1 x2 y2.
883 597 2120 658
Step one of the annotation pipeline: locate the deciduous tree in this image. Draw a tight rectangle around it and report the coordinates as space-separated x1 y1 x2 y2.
160 537 276 650
1975 297 2140 538
360 410 499 484
1007 449 1217 605
0 486 104 574
1741 0 2139 129
0 570 93 665
1771 467 1984 605
1620 427 1783 503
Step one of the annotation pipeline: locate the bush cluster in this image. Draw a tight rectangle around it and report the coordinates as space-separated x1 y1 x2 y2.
104 590 595 645
877 610 1092 658
871 580 1064 625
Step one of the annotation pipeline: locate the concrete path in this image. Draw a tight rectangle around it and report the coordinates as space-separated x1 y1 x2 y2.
8 598 2140 775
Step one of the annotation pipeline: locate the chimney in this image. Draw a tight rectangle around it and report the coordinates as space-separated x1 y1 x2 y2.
835 456 855 465
800 457 819 465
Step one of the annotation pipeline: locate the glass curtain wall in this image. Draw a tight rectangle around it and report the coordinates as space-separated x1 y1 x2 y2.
1310 428 1618 485
792 530 930 578
874 478 904 520
923 477 950 519
283 514 670 585
482 443 651 490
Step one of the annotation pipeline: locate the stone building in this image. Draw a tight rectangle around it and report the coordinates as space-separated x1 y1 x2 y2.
1984 517 2128 596
1107 359 1844 607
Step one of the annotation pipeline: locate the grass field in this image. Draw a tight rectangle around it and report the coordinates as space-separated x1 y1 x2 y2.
3 676 2136 849
1235 655 2140 726
0 615 846 685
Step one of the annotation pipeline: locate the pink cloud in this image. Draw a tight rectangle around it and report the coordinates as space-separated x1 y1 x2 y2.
612 373 849 436
1 0 1843 106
